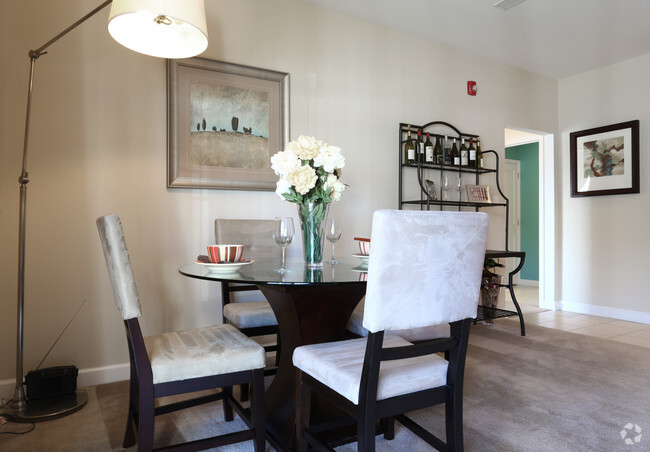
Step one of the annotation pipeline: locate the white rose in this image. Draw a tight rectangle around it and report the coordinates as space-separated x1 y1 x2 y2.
271 150 300 176
275 178 292 199
293 135 321 160
323 173 338 190
331 180 345 201
285 141 300 154
323 173 345 201
287 165 317 195
313 145 345 173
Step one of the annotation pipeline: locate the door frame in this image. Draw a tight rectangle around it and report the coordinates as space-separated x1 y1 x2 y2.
504 158 521 285
504 128 556 310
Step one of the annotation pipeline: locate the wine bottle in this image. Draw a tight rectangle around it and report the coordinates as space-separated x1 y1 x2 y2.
443 135 452 166
424 132 434 163
404 127 415 164
452 138 460 166
433 135 443 165
417 130 425 163
460 138 469 167
476 138 483 168
468 138 476 168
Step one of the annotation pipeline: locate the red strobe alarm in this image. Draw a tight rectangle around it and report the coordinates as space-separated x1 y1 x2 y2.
467 81 477 96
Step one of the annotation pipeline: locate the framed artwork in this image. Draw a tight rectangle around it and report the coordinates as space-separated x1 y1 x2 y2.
167 58 289 190
466 184 491 203
569 120 639 197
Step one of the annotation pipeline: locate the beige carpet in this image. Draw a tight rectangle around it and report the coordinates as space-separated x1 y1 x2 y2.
2 320 649 451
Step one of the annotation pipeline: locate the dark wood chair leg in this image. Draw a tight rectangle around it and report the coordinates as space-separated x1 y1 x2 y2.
223 386 234 422
252 369 266 452
239 382 250 402
137 385 155 451
122 412 136 448
122 372 138 448
446 390 463 452
382 417 395 440
295 371 311 452
358 402 376 452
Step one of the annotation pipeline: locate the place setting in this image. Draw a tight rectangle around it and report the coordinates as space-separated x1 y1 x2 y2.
196 244 254 273
351 236 370 272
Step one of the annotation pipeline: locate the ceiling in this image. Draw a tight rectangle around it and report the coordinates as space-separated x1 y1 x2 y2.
298 0 650 79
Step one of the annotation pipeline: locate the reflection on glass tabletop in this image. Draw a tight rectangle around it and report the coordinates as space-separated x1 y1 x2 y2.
179 257 367 284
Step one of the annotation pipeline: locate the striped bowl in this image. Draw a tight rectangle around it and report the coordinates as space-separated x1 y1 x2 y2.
207 244 244 263
355 237 371 256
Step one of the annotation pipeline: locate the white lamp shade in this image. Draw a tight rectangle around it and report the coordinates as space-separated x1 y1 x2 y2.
108 0 208 59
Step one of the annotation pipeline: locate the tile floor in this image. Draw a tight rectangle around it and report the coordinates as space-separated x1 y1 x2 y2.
501 285 650 348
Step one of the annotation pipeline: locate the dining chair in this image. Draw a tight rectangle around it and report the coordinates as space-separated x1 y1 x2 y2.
215 219 280 400
293 209 489 452
97 214 267 451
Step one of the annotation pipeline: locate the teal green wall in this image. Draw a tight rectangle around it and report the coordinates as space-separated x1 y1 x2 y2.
505 143 539 281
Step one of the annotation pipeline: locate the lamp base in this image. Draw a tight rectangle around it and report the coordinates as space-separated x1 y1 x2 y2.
1 389 88 423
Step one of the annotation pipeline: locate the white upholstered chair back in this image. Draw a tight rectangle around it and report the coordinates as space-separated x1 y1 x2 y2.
363 210 489 334
96 214 142 320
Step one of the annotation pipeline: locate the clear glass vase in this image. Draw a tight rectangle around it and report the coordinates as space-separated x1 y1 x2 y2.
297 201 329 268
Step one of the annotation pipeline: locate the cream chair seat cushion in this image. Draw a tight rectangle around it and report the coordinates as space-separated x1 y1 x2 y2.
293 335 448 405
144 323 266 384
223 301 278 329
346 299 450 342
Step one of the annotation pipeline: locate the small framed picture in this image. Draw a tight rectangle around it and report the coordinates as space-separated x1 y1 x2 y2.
466 184 491 203
425 179 438 200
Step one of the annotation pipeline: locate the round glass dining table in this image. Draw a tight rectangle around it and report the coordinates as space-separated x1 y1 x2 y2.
178 256 368 285
179 257 368 451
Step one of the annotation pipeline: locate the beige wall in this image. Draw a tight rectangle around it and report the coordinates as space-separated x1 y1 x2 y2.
0 0 558 395
558 54 650 320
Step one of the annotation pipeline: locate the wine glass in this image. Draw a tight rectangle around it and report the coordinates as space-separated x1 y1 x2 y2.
456 176 463 201
442 175 450 201
273 217 294 274
325 218 342 264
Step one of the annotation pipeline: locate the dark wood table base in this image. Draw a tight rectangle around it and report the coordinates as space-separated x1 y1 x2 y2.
259 283 366 452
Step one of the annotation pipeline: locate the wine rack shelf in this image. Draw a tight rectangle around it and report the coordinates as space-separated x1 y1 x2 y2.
397 120 511 249
398 121 527 336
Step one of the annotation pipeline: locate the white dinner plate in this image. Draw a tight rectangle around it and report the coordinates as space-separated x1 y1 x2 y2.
195 259 254 273
351 253 369 264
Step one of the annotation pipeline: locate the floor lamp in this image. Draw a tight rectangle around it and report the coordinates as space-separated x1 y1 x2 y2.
3 0 208 422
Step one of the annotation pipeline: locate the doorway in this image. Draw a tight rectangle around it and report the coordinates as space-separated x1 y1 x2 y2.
504 128 555 310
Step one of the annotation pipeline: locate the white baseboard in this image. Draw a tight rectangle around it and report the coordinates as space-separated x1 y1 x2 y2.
78 363 130 387
0 378 16 401
558 300 650 325
540 298 557 311
0 363 129 401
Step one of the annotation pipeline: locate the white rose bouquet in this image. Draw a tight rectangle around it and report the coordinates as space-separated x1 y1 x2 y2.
271 135 346 203
270 135 346 266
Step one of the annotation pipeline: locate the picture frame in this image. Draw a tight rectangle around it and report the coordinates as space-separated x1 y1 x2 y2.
569 120 639 197
466 184 491 203
167 58 289 190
